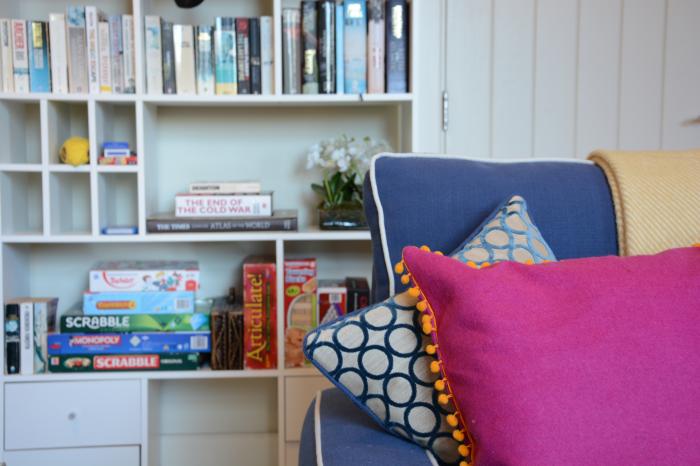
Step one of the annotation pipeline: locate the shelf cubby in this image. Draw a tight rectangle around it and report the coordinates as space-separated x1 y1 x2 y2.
0 172 44 235
49 172 92 236
0 100 41 165
95 101 137 161
98 173 139 234
47 101 90 166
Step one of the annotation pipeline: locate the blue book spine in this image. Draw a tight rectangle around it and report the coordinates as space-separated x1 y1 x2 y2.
214 17 237 94
48 332 211 355
386 0 408 93
28 21 50 92
343 0 367 93
83 291 195 314
335 3 344 94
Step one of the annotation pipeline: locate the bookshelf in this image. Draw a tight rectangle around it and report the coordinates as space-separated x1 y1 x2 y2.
0 1 417 466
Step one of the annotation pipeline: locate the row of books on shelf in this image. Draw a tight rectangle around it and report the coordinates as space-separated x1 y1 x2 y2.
4 259 368 374
0 7 136 94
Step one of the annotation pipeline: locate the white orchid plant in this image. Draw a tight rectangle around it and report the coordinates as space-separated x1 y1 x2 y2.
306 135 391 210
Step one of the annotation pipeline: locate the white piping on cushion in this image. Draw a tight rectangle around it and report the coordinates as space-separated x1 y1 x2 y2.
369 152 594 296
314 390 324 466
425 450 440 466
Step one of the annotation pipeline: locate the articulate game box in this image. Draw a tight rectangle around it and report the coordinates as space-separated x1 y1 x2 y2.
60 312 210 333
243 257 277 369
83 291 195 314
89 260 200 292
48 353 201 372
48 332 210 355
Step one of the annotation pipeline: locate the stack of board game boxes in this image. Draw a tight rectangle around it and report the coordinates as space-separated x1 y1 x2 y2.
47 261 211 372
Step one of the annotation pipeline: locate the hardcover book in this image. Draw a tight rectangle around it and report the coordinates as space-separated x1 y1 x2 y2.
19 301 33 375
4 303 20 374
249 18 261 94
98 21 112 92
122 14 136 93
147 209 298 233
189 180 261 194
335 1 344 94
161 20 176 94
0 19 14 92
260 16 274 94
343 0 367 93
28 21 50 93
49 353 200 372
367 0 386 93
195 25 214 95
386 0 408 93
60 312 210 334
11 19 29 93
243 257 277 369
301 1 319 94
173 24 196 94
48 14 68 93
235 18 250 94
318 0 335 94
108 15 124 93
174 192 272 218
214 16 236 94
67 7 88 93
48 332 210 355
282 8 301 94
85 6 102 94
83 290 195 314
144 16 163 94
89 260 200 292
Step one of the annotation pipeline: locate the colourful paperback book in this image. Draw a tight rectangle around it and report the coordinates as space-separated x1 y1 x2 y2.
195 25 214 95
175 192 272 218
144 16 162 94
49 353 200 372
48 332 210 355
335 2 344 94
83 290 195 314
343 0 367 93
214 16 236 94
28 21 50 92
11 19 29 93
60 312 210 333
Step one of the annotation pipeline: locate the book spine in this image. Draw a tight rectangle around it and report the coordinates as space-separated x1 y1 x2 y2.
97 21 112 92
318 0 335 94
210 310 227 370
147 215 298 233
214 17 236 95
49 353 200 372
85 7 100 93
235 18 250 94
5 304 20 374
11 19 29 93
48 332 210 355
66 7 88 93
189 181 262 194
173 24 196 95
386 0 408 93
108 15 124 93
19 302 34 375
335 2 344 94
249 18 261 94
243 261 277 369
0 20 14 92
343 0 367 93
175 193 273 218
282 9 301 94
48 15 67 93
161 20 176 94
195 25 214 95
367 0 385 93
144 16 162 94
28 21 51 93
60 313 210 334
33 300 49 373
301 1 319 94
260 16 273 95
226 311 243 369
122 15 136 93
83 290 195 314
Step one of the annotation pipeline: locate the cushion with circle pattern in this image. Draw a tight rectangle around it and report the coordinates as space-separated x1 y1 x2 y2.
303 195 556 464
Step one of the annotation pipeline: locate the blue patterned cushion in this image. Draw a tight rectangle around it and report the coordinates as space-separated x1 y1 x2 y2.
304 196 556 464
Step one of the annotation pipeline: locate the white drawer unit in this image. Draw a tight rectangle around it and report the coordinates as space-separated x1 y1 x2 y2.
4 380 142 450
3 446 141 466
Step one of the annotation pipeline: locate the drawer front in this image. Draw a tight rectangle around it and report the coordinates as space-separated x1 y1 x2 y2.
5 380 141 450
4 445 140 466
285 375 332 442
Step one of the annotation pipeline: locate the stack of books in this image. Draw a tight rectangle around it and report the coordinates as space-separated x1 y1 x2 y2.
46 261 211 372
0 7 136 94
145 16 274 95
147 180 298 233
282 0 409 95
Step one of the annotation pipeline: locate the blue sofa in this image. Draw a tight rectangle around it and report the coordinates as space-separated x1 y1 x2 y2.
299 154 618 466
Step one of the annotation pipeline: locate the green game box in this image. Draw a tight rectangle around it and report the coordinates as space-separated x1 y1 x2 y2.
48 353 201 372
59 312 210 333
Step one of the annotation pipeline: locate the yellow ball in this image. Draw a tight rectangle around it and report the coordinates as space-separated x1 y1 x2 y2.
60 137 90 167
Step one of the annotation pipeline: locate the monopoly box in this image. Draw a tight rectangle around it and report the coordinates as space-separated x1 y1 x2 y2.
48 353 201 372
89 260 200 292
60 312 210 334
243 257 277 369
48 332 210 355
83 291 195 314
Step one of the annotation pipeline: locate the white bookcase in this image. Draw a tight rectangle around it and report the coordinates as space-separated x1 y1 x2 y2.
0 1 419 466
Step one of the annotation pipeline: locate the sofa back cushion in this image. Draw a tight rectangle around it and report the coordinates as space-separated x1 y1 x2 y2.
364 154 618 302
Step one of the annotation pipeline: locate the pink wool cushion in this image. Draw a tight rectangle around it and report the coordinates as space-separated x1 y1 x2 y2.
402 246 700 465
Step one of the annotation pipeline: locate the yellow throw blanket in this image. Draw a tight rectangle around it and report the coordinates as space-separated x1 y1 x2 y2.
588 149 700 256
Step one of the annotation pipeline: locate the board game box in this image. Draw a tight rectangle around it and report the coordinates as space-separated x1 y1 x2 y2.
318 280 347 324
48 353 200 372
60 312 210 333
284 259 317 368
47 332 210 355
243 257 277 369
89 260 200 292
83 291 195 314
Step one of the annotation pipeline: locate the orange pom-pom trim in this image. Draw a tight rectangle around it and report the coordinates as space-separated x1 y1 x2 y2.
438 393 452 405
408 286 420 298
420 245 431 252
429 360 441 373
394 261 405 275
425 344 437 355
453 429 465 442
416 300 428 312
400 274 411 285
422 323 434 335
446 414 459 427
434 379 445 391
435 251 444 256
458 444 470 457
466 261 478 269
